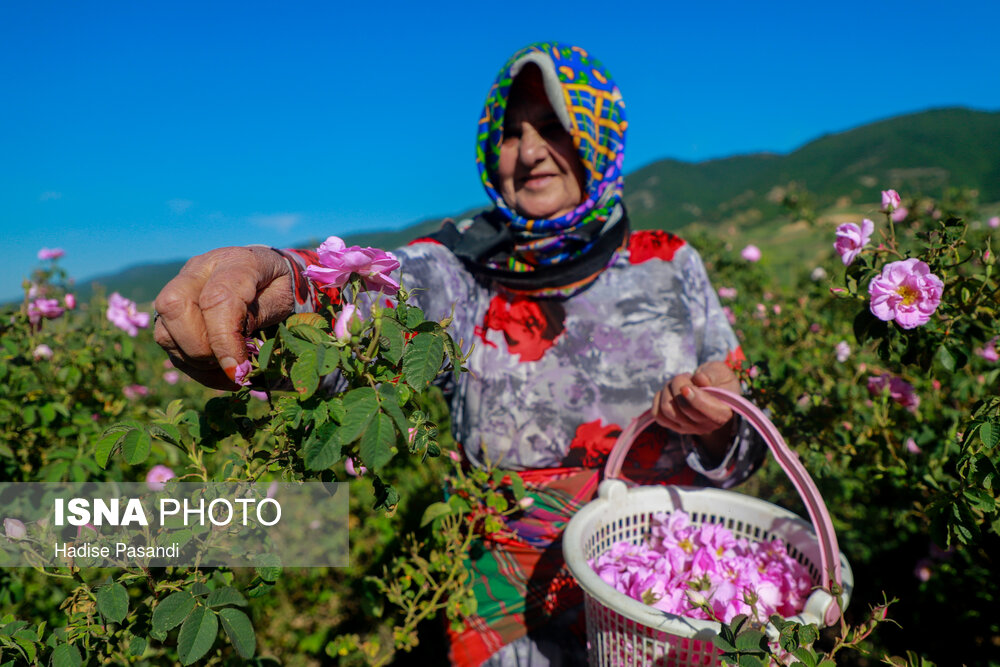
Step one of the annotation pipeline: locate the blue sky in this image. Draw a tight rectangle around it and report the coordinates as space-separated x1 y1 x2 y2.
2 1 999 302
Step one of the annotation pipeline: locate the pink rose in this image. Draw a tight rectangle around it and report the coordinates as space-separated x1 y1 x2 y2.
881 189 901 212
976 338 999 363
27 298 64 325
891 206 908 223
37 247 65 260
106 292 150 337
4 518 26 540
835 341 850 363
249 390 269 401
64 293 76 310
833 219 874 266
740 244 761 262
717 287 737 299
345 457 367 477
163 370 180 385
989 216 1000 229
334 304 358 341
145 464 176 491
123 384 149 400
905 438 921 454
303 236 400 295
867 374 920 412
868 258 943 329
33 344 54 360
233 360 252 387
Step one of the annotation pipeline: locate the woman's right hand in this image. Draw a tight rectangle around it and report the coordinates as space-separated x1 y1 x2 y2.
153 246 294 390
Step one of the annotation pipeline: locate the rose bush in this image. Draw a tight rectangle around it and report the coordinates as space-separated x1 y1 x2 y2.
1 187 997 666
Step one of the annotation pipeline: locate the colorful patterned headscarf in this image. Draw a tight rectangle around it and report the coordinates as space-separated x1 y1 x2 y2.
476 42 628 272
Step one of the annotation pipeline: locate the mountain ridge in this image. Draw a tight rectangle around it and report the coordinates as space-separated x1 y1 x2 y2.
64 106 999 304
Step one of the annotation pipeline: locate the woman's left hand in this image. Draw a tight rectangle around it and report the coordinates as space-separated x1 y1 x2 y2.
651 361 740 461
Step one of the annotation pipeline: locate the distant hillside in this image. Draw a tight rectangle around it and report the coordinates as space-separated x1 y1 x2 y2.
624 107 1000 231
73 107 999 303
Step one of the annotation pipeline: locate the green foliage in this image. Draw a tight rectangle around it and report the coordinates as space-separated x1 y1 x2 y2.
3 192 998 666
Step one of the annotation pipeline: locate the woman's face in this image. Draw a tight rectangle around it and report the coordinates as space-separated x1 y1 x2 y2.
497 66 586 220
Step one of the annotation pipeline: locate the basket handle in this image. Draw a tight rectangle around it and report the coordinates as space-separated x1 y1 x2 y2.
603 387 844 625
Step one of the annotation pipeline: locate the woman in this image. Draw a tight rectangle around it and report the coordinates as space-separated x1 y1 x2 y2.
154 42 764 666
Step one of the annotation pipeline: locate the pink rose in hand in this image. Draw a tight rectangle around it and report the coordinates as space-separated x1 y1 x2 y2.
145 464 176 491
303 236 400 295
833 218 874 266
28 298 64 324
881 189 901 212
233 360 252 386
868 258 943 329
37 247 65 260
106 292 150 337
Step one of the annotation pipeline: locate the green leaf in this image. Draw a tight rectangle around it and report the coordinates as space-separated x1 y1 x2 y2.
218 608 256 659
737 656 766 667
734 629 767 652
360 413 396 471
256 337 275 371
711 634 736 652
303 422 343 471
206 587 248 608
792 647 818 667
288 323 329 344
103 420 143 435
510 472 525 501
178 605 218 665
94 432 123 469
936 344 955 372
121 429 151 465
12 637 35 663
420 502 452 527
798 624 819 645
290 348 319 399
128 634 147 657
96 581 129 624
254 553 282 582
377 384 410 437
981 421 999 448
50 644 82 667
339 387 379 443
149 423 182 446
379 318 405 364
402 333 445 390
152 591 196 634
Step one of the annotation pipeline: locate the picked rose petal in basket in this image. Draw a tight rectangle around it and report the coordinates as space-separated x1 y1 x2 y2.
563 388 854 667
590 510 814 625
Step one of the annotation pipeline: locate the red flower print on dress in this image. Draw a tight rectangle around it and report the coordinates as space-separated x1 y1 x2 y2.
482 296 565 362
628 230 686 264
725 346 747 370
563 419 622 468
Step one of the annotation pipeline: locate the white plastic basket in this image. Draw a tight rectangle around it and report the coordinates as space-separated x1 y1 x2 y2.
563 387 854 666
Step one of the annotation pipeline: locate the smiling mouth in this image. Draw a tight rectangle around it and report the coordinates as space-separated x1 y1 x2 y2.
519 173 556 189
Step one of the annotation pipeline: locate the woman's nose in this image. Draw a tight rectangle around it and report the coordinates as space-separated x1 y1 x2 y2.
518 122 547 164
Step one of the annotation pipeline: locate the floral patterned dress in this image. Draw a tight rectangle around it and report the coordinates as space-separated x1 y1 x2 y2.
279 229 765 667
